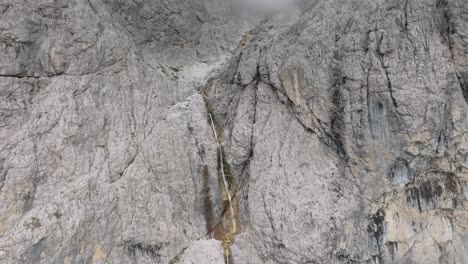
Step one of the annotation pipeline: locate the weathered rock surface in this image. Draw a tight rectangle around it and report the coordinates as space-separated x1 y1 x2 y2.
0 0 250 263
206 0 468 263
178 239 224 264
1 0 467 264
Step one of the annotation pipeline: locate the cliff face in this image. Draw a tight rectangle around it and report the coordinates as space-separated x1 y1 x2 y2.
0 1 467 264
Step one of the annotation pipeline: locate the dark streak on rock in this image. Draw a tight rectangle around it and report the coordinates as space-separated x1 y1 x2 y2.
123 241 167 261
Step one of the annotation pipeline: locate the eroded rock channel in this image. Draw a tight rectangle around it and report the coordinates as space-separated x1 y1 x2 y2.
1 0 468 263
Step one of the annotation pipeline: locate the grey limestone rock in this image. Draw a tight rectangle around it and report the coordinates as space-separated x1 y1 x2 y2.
1 0 468 264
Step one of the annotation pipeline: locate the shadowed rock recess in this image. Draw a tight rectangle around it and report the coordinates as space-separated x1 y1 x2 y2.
0 0 467 263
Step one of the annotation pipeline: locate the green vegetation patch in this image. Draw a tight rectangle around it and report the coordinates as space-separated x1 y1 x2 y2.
24 217 42 230
220 146 234 188
168 246 188 264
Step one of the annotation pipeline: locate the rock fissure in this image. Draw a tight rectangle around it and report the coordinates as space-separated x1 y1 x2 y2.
1 1 468 263
208 113 238 264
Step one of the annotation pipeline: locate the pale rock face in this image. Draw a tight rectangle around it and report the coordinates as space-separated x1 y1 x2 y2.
178 239 224 264
1 0 468 264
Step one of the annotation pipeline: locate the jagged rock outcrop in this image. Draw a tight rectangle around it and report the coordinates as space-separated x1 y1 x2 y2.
206 0 468 263
0 0 251 263
1 0 467 264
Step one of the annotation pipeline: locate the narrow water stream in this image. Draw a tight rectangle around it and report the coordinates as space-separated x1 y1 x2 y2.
208 113 237 263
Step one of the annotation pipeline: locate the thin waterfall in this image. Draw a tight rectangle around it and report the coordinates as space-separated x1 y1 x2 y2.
208 113 237 234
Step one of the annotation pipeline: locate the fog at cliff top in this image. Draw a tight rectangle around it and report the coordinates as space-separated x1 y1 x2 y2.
230 0 299 14
235 0 297 8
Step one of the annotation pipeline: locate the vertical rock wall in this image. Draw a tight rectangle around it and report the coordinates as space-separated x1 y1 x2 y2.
1 0 467 263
